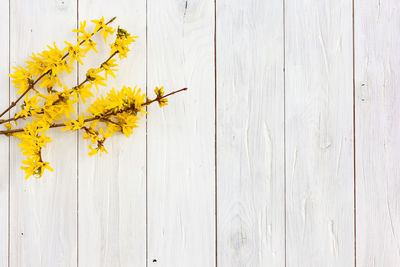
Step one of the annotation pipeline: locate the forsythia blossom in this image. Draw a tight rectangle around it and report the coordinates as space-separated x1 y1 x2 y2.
0 16 184 179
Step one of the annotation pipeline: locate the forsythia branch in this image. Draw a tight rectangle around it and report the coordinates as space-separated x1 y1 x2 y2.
0 51 119 126
2 16 187 179
0 88 187 135
0 16 117 119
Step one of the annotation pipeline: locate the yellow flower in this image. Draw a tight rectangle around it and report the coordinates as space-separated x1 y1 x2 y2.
74 84 94 103
98 128 109 138
9 66 32 94
35 134 52 148
64 41 86 65
74 20 87 33
88 142 108 156
91 16 106 33
38 43 70 78
110 28 138 59
21 155 53 179
101 59 118 79
158 98 168 107
72 114 88 130
4 123 12 130
83 128 100 144
88 145 98 156
39 72 62 89
73 21 92 42
16 95 40 119
154 86 164 97
63 114 88 132
62 120 74 131
116 113 139 137
87 95 107 116
84 40 98 53
154 86 168 107
26 53 47 76
106 123 121 135
86 68 106 91
102 25 115 42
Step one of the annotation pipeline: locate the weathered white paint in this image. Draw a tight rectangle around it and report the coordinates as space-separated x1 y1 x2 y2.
3 0 400 266
0 0 9 266
285 0 354 266
355 0 400 266
78 0 147 266
9 0 78 266
216 0 285 266
147 0 215 266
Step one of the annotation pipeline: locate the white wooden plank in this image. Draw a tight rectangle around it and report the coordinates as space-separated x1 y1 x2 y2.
0 0 9 266
9 0 77 266
216 0 285 266
285 0 354 266
147 0 215 266
77 1 147 266
355 1 400 265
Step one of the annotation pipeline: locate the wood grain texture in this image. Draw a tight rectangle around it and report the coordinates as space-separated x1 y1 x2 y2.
355 0 400 265
285 0 354 266
147 0 215 266
216 0 285 266
77 1 147 266
3 1 400 266
9 0 77 266
0 0 9 266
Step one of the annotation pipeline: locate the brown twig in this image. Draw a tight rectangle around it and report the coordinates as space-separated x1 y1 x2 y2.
141 87 187 106
0 117 19 124
0 17 117 119
0 88 187 135
0 51 119 125
101 117 120 126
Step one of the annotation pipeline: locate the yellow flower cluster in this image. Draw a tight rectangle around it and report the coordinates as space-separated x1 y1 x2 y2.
15 121 53 178
0 17 182 179
63 86 147 156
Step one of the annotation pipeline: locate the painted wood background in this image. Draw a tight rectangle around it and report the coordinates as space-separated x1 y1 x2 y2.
0 0 399 266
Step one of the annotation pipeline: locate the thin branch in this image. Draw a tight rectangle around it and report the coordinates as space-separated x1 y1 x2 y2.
141 87 187 106
0 117 18 124
100 117 120 127
0 51 119 125
0 88 187 135
0 17 117 119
